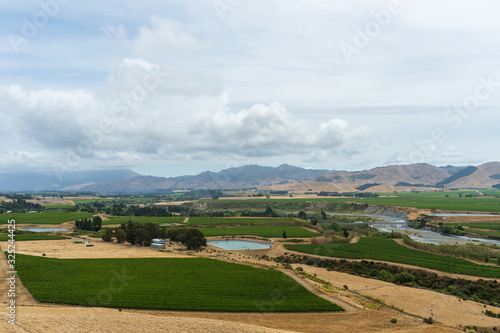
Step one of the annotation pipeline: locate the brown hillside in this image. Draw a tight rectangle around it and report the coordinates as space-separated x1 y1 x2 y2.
317 164 453 187
446 162 500 188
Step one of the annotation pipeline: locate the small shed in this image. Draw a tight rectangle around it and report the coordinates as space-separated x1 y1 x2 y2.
151 239 166 249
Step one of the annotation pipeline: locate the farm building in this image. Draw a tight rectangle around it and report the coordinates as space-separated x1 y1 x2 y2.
151 238 166 249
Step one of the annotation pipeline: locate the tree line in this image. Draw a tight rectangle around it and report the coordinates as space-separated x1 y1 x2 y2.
102 221 206 250
75 216 102 232
0 198 43 213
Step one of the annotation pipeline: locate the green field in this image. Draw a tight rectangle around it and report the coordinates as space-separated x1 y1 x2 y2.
198 225 319 238
445 222 500 236
71 198 116 203
15 255 343 312
207 196 500 213
477 189 500 197
187 217 302 226
451 223 500 231
379 191 492 198
0 212 94 225
72 197 158 204
104 216 185 225
0 234 69 241
43 204 74 210
353 196 500 212
462 229 500 237
285 237 500 278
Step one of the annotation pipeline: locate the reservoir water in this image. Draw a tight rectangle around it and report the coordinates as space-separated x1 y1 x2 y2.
208 239 273 250
21 228 68 233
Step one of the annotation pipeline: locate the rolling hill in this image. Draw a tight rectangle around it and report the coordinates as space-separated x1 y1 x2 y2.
2 162 500 193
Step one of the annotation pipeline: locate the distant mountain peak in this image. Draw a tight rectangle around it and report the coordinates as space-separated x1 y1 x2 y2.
2 162 500 193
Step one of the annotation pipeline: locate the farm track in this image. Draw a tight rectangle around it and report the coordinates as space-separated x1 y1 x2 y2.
279 269 360 313
349 236 361 243
0 244 37 307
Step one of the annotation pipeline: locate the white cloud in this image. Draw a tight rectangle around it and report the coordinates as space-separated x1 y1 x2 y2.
2 1 500 175
133 16 212 59
0 55 364 172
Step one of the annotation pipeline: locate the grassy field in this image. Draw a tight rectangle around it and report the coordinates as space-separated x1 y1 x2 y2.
0 234 69 241
355 196 500 212
379 191 492 198
444 222 500 236
187 217 302 226
206 196 500 213
198 225 319 238
104 216 185 225
447 223 500 231
285 237 500 278
462 229 500 237
478 189 500 197
0 212 94 225
43 204 75 210
72 197 158 204
15 255 343 312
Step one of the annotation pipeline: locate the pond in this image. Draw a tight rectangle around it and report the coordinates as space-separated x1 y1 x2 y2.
207 239 273 250
21 228 68 233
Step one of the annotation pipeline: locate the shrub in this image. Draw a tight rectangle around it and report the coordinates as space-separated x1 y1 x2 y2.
115 229 126 244
390 318 397 324
377 269 394 282
102 228 113 242
393 272 415 284
485 309 500 318
423 317 434 324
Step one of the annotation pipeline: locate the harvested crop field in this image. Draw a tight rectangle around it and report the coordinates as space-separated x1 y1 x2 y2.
0 305 463 333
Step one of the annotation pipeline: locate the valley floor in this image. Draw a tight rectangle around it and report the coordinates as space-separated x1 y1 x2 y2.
1 238 497 332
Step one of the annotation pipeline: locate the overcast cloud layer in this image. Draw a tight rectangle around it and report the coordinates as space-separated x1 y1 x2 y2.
1 0 500 177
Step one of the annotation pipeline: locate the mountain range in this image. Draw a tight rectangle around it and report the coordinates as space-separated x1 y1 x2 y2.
1 162 500 193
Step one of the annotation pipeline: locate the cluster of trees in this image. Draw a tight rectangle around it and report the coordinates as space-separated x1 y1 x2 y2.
177 189 223 201
240 206 278 217
164 228 207 250
0 198 43 213
5 194 34 200
440 224 466 236
270 190 288 195
69 201 189 216
75 216 102 232
104 204 187 217
102 222 207 250
275 255 500 307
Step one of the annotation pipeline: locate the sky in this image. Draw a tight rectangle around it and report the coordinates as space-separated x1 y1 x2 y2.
1 0 500 178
